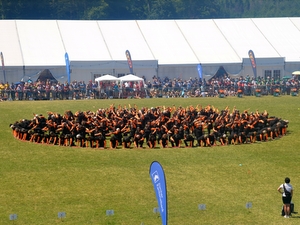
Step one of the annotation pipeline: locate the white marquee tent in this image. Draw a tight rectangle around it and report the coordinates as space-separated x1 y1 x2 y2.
0 18 300 83
95 74 120 82
119 74 144 82
119 74 147 98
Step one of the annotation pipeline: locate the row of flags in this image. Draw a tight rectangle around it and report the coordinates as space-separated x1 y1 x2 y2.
1 49 257 85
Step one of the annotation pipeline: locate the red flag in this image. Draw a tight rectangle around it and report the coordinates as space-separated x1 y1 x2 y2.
125 50 134 74
248 50 257 79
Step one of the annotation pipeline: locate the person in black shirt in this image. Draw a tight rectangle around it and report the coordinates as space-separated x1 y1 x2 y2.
160 133 169 148
170 128 181 148
133 127 145 148
147 129 157 148
109 128 121 149
183 125 194 147
193 122 203 146
95 130 106 148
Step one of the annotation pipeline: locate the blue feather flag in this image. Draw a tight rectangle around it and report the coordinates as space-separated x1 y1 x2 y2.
150 161 168 225
65 52 70 83
197 64 203 80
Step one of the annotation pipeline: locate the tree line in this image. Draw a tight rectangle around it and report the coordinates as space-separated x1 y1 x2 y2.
0 0 299 20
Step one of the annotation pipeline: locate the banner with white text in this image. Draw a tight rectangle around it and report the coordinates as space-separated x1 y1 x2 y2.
248 50 257 79
125 50 134 74
149 161 168 225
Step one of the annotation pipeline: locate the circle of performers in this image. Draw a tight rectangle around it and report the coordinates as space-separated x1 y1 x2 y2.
10 104 288 149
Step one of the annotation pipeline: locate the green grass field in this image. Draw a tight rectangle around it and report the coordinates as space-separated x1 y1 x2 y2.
0 95 300 224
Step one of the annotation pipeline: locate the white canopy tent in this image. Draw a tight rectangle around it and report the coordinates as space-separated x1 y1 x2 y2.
95 74 120 82
119 74 148 98
119 74 144 82
94 74 120 98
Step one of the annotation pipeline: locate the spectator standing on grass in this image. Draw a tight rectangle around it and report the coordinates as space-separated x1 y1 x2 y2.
9 83 16 100
277 177 293 218
16 84 23 100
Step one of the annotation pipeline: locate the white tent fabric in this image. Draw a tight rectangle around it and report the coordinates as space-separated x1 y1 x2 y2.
0 20 24 66
17 20 66 66
95 75 120 82
0 18 300 83
251 18 300 61
98 21 155 60
176 19 241 64
58 20 111 61
137 20 199 64
214 18 280 60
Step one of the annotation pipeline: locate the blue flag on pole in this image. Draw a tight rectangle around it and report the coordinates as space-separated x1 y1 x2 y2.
149 161 168 225
197 64 202 80
65 52 70 83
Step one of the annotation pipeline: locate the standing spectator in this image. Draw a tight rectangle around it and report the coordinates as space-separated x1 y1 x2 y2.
63 82 70 99
286 79 291 95
277 177 293 218
86 80 93 98
80 81 86 98
45 81 51 100
16 84 23 100
50 83 56 100
10 83 16 100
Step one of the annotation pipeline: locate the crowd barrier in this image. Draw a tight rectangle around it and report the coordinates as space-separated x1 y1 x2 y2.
0 85 298 100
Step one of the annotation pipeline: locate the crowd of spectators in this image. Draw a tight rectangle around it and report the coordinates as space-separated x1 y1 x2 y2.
0 74 299 101
147 74 299 98
10 104 288 149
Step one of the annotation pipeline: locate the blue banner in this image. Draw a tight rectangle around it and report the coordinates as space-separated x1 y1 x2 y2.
197 64 202 80
149 161 168 225
65 52 70 83
125 50 134 74
0 52 6 83
248 50 257 79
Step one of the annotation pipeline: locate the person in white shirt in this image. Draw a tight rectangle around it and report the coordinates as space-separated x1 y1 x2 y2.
277 177 293 218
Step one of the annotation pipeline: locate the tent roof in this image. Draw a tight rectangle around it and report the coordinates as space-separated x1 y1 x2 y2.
0 20 24 66
95 74 120 82
119 74 144 82
36 69 57 82
58 20 111 61
137 20 199 64
1 18 300 67
17 20 66 66
98 21 154 60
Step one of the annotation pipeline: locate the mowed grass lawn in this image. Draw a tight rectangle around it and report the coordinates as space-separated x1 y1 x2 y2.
0 95 300 225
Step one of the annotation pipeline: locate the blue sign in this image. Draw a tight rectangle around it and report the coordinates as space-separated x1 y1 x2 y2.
149 161 168 225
